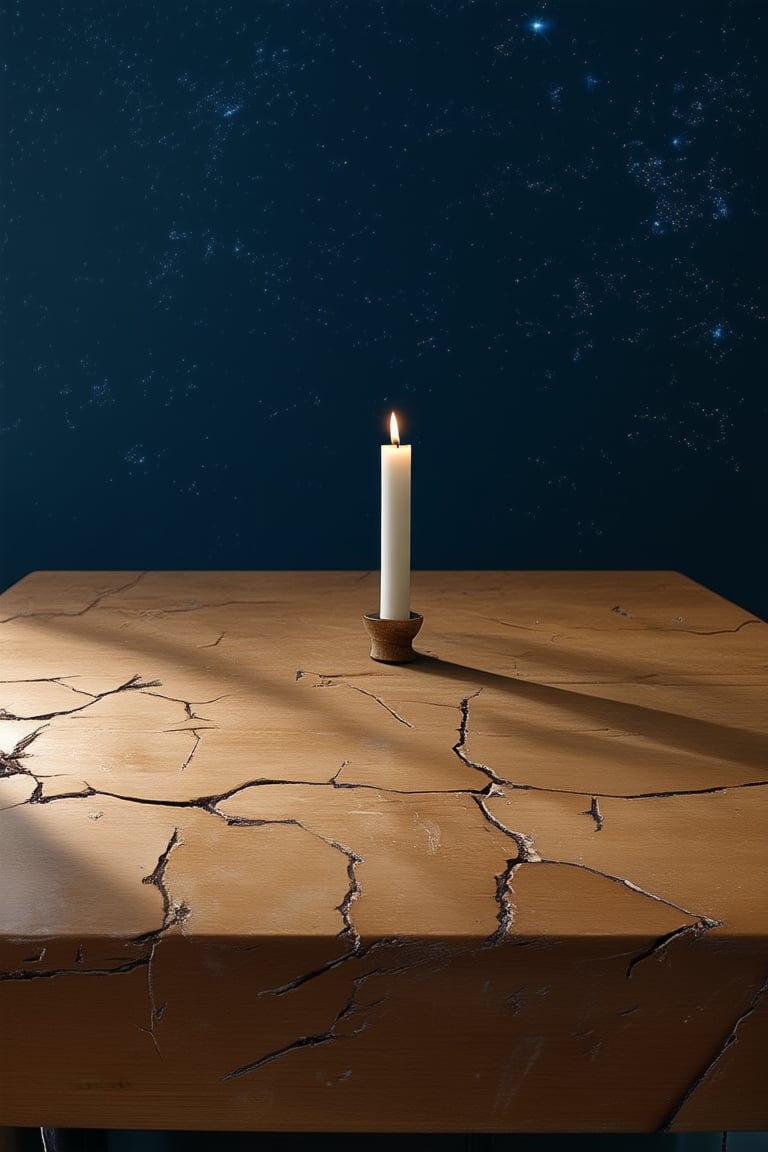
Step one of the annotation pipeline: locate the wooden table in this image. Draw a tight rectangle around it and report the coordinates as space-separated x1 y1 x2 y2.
0 571 766 1133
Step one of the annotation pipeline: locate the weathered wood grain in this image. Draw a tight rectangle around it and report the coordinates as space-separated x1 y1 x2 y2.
0 570 765 1131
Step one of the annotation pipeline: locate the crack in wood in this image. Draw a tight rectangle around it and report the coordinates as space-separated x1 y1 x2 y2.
625 921 715 979
168 727 210 772
136 941 165 1055
0 955 150 982
0 726 47 776
340 681 414 728
230 934 506 1083
259 948 363 999
474 787 723 959
539 859 722 928
135 827 189 944
0 572 149 624
215 813 366 950
0 673 161 722
583 796 604 831
306 674 414 728
452 689 505 785
485 858 522 946
660 969 768 1130
197 632 226 648
447 688 768 800
670 619 762 637
222 970 384 1082
474 795 540 865
141 599 283 618
144 690 230 718
472 796 540 943
334 841 364 951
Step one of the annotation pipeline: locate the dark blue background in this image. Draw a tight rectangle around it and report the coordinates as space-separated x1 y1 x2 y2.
2 0 766 618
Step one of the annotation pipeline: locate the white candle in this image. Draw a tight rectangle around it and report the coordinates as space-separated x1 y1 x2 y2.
380 412 412 620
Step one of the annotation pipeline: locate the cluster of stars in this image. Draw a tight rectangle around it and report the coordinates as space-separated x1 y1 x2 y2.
1 0 761 595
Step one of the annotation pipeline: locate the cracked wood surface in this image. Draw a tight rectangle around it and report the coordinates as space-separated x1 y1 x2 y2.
0 569 766 1132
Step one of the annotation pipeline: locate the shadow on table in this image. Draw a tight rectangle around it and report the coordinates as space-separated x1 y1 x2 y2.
10 585 768 792
12 605 768 789
414 654 768 780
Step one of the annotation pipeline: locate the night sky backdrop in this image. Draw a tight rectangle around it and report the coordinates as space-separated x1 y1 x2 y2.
2 0 766 618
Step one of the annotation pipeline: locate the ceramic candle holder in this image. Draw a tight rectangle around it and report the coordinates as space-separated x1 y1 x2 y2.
362 611 424 664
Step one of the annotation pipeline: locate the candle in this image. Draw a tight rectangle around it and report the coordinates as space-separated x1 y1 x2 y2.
380 411 411 620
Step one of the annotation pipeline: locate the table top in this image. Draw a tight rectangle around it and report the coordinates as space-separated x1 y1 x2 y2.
1 570 766 1132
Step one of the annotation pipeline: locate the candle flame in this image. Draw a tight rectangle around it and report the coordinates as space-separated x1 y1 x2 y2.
389 411 400 447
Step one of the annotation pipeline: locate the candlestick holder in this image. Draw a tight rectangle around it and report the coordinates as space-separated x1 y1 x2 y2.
362 611 424 664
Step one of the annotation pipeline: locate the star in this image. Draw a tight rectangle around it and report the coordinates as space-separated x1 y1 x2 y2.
528 17 551 42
